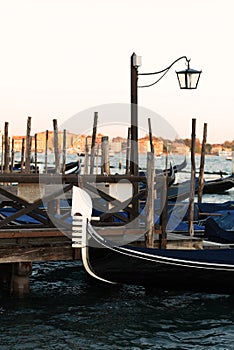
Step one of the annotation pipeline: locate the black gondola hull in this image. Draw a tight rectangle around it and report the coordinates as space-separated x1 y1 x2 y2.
83 225 234 293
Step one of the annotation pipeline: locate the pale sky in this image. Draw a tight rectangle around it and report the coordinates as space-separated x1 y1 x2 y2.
0 0 234 144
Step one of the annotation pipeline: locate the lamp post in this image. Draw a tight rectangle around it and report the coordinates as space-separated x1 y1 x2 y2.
129 53 201 225
130 53 201 175
130 53 140 177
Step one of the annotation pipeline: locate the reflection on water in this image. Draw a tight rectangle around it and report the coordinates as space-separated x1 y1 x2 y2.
1 260 234 350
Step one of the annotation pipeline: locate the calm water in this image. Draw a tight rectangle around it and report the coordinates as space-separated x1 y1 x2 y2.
0 155 234 350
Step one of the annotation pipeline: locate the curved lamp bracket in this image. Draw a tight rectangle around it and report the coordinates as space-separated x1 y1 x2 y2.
138 56 201 89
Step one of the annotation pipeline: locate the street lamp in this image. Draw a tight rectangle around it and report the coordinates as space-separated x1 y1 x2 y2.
176 59 201 89
130 53 201 175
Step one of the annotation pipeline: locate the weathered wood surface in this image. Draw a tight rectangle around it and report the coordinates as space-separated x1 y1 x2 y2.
90 112 98 175
20 138 25 173
25 116 32 174
0 174 148 183
145 152 155 248
44 130 49 173
34 133 38 173
0 173 161 230
53 119 60 173
62 129 66 175
198 123 207 203
101 136 110 175
0 228 203 264
0 230 77 263
0 229 66 239
4 122 10 173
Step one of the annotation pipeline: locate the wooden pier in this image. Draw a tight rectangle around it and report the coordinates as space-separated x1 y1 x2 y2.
0 116 203 295
0 171 200 295
0 173 141 295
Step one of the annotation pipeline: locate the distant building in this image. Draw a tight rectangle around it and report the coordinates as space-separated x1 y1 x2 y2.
170 141 189 154
12 130 77 153
110 136 127 154
12 135 27 152
138 135 163 155
211 144 223 155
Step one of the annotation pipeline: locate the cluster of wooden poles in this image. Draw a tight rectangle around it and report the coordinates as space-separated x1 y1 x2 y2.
1 114 208 243
1 117 68 175
0 112 131 176
145 118 208 248
82 112 131 175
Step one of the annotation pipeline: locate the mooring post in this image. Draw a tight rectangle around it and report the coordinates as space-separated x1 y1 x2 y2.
34 133 38 173
11 138 15 173
90 112 98 175
148 118 154 154
188 118 196 236
20 138 25 173
101 136 110 175
11 262 32 296
198 123 207 203
62 129 66 175
53 119 60 215
96 143 100 174
1 134 4 173
125 127 131 174
145 152 155 248
160 148 168 249
84 137 89 174
4 122 10 173
25 116 32 174
53 119 60 173
44 130 49 173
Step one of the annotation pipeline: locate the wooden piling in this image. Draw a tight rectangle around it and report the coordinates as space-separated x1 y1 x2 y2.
25 116 32 174
84 137 89 174
4 122 10 173
11 262 32 296
44 130 49 173
188 118 196 236
145 152 155 248
53 119 60 174
101 136 110 175
34 133 38 173
198 123 207 203
20 138 25 173
11 138 15 172
90 112 98 175
53 119 60 215
62 129 66 175
96 143 100 174
160 148 168 249
148 118 154 154
125 127 131 174
1 134 4 173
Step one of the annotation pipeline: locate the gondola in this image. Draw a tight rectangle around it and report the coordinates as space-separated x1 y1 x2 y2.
201 174 234 194
204 211 234 243
71 187 234 293
11 163 39 173
171 156 187 173
167 179 192 202
140 157 187 175
168 174 234 202
47 160 81 174
140 162 176 193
